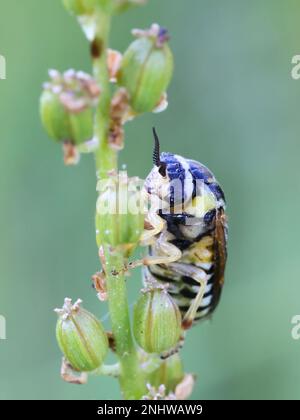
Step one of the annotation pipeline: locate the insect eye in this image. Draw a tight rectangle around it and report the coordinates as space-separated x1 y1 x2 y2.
158 164 167 177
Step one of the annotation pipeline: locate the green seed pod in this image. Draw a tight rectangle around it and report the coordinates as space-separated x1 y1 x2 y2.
134 288 182 354
55 298 108 372
113 0 147 14
62 0 97 16
117 24 173 113
40 69 99 145
149 354 184 394
96 173 145 257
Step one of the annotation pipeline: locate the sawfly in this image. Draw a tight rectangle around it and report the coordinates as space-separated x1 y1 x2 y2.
130 128 228 330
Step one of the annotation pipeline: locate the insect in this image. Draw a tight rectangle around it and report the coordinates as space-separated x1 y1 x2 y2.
131 128 228 330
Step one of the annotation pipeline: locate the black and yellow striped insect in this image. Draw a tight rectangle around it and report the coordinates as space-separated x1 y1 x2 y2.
136 128 228 330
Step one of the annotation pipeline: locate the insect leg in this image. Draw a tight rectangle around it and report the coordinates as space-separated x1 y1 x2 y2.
129 230 182 269
140 206 165 246
168 262 208 330
160 334 185 360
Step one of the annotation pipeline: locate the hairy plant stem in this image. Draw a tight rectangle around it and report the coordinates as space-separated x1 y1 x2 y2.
92 4 146 399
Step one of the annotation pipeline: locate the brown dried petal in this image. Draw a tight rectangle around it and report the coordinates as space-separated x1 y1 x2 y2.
111 88 130 120
153 92 168 114
92 272 108 301
174 374 196 400
107 49 122 83
60 358 88 385
63 141 80 166
109 124 124 151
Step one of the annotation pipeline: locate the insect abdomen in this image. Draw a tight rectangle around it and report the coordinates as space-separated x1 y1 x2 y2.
146 222 220 323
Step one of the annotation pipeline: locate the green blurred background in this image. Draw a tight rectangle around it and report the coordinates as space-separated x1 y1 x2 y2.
0 0 300 400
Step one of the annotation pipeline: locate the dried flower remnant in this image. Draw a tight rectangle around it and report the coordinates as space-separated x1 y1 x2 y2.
107 49 123 83
108 88 130 150
92 271 108 301
173 374 196 400
143 374 195 400
131 23 170 47
153 92 169 114
142 383 168 400
62 140 81 166
44 69 100 114
60 357 88 384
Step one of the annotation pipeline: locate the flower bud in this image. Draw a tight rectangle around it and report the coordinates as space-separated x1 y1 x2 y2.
117 23 173 113
62 0 97 16
40 69 99 145
96 172 145 257
133 288 182 354
55 298 108 372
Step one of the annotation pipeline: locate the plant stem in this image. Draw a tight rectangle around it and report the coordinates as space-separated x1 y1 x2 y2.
92 363 121 378
93 5 116 179
104 246 146 399
92 4 146 399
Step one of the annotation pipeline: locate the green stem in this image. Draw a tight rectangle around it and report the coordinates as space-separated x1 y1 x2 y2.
92 363 121 377
104 246 146 399
91 4 146 399
93 4 116 179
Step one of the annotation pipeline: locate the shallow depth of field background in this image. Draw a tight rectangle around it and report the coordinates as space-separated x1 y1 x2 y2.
0 0 300 400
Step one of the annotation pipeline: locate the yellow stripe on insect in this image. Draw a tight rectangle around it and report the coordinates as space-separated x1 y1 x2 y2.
185 188 217 218
189 236 214 263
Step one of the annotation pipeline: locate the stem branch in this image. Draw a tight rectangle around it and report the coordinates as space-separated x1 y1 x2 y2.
92 363 121 378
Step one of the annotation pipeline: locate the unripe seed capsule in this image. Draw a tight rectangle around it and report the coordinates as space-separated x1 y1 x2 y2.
40 69 99 145
113 0 147 14
117 23 173 113
55 298 108 372
149 354 184 393
63 0 97 16
133 288 182 354
96 173 145 257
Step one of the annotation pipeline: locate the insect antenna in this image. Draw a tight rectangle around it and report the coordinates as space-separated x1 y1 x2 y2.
152 127 161 167
152 127 167 176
